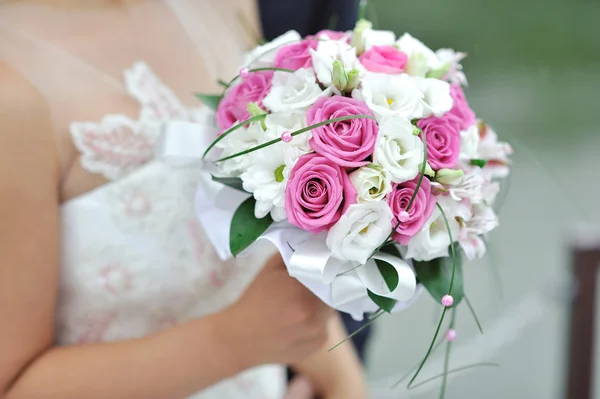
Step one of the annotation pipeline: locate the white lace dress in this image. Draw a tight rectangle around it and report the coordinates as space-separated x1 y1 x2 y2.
0 2 285 398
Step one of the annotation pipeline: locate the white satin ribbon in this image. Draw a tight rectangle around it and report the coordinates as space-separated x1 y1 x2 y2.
159 121 422 320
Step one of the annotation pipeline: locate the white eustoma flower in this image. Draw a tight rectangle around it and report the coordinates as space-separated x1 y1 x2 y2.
405 196 469 261
310 40 363 87
435 48 468 86
353 73 423 121
414 77 453 118
263 69 332 113
264 110 311 152
326 201 394 264
362 28 396 50
240 142 304 221
373 116 424 183
349 165 393 203
242 30 302 68
460 124 481 161
396 33 444 77
459 205 498 260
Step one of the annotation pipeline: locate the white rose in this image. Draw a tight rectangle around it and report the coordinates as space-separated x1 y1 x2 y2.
263 69 332 113
353 73 424 121
373 116 424 183
326 202 394 264
414 77 453 118
242 30 301 68
396 33 444 76
310 40 363 87
405 196 467 261
349 165 392 203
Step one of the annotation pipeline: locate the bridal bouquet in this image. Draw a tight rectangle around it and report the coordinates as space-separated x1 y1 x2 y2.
188 19 511 320
164 18 512 390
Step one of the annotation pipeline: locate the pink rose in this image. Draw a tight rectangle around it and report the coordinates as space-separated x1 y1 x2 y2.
285 153 357 234
312 30 350 42
359 45 408 74
274 39 317 71
216 71 273 131
448 84 475 131
417 114 461 170
307 96 378 168
387 177 437 245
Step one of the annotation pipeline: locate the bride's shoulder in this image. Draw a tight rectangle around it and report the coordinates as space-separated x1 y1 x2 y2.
0 60 59 186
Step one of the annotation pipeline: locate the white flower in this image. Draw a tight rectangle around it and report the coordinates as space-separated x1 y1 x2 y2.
240 142 304 221
326 202 394 264
373 116 424 183
216 121 264 176
396 33 444 76
362 28 396 50
478 124 513 179
263 69 331 113
349 165 393 203
459 205 498 260
435 168 485 204
264 110 311 152
414 77 453 118
405 196 468 261
310 40 363 87
435 48 468 86
242 30 302 68
354 74 423 121
460 124 481 161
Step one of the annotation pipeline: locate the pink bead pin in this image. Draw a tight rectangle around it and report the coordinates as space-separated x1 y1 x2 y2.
239 67 250 79
281 131 293 143
446 328 457 342
441 294 454 307
398 210 410 222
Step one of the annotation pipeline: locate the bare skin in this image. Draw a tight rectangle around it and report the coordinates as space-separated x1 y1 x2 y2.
0 1 368 398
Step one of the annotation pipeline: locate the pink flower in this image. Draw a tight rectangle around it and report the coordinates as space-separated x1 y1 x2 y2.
417 114 461 170
312 30 350 42
387 177 437 245
447 84 475 131
216 71 274 131
285 153 356 234
307 96 378 168
274 39 318 71
359 45 408 74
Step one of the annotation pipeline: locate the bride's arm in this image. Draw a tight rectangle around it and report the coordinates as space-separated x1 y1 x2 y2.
291 315 368 399
0 63 332 399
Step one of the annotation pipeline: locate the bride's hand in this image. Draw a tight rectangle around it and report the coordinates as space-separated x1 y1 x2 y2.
217 254 335 368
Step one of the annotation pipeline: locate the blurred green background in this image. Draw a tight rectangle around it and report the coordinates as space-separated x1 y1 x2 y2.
364 1 600 398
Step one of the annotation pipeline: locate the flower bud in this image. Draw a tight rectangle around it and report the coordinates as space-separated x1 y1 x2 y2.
435 168 464 185
351 19 372 55
346 68 360 91
405 53 428 77
332 60 348 92
247 102 267 130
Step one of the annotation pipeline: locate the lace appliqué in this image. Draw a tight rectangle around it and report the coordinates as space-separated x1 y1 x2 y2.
70 62 200 181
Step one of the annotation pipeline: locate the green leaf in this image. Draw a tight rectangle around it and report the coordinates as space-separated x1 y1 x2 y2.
413 251 464 306
470 159 487 168
367 289 397 313
195 93 222 111
375 255 400 292
230 197 273 257
211 175 248 193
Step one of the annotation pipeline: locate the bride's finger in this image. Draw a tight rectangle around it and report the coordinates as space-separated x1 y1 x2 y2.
282 375 316 399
